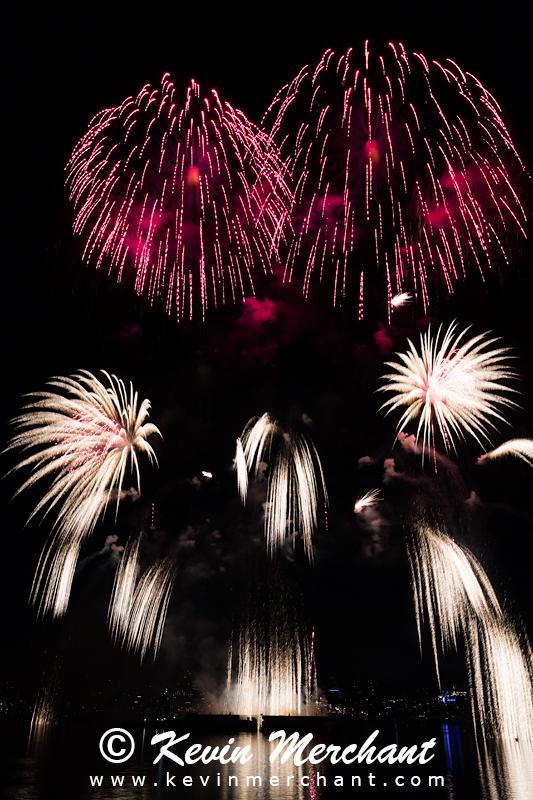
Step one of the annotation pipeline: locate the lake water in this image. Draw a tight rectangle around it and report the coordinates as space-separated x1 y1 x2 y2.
1 719 532 799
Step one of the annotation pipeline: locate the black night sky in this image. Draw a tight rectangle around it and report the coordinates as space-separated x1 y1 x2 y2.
2 1 532 716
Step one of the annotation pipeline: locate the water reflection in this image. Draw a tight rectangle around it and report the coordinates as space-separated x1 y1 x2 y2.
4 722 533 799
478 737 533 800
218 733 307 800
442 721 533 800
26 719 55 761
442 722 465 797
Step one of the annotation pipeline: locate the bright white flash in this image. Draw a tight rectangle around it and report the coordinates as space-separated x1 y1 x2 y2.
391 292 412 308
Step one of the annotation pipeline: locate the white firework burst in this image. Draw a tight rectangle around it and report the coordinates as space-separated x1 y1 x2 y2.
5 370 161 617
379 323 518 460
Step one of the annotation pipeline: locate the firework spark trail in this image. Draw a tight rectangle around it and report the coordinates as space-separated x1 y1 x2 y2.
308 627 315 695
409 519 533 740
5 371 160 618
264 43 527 318
236 414 327 561
379 322 518 462
228 565 315 717
266 432 323 561
478 438 533 467
235 618 312 717
67 76 292 321
108 534 142 642
354 488 382 513
110 553 177 662
234 438 248 503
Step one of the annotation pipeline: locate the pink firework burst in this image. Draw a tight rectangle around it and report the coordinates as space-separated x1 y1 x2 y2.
264 43 527 320
67 76 292 320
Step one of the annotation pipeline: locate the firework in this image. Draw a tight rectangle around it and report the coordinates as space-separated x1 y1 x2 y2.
227 562 315 717
478 438 533 467
235 437 248 503
379 322 517 461
391 292 412 308
230 617 312 718
409 518 533 740
308 627 315 695
236 413 327 561
67 76 292 321
108 535 142 643
109 539 177 662
354 488 382 513
5 371 160 618
264 42 527 319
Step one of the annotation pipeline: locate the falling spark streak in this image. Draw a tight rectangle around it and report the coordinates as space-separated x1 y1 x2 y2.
227 565 316 718
236 413 327 561
109 540 177 662
234 437 248 503
354 488 382 513
5 371 161 618
108 535 142 642
478 438 533 468
379 322 518 461
264 43 527 317
67 76 292 321
409 519 533 740
308 627 315 695
229 617 313 717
